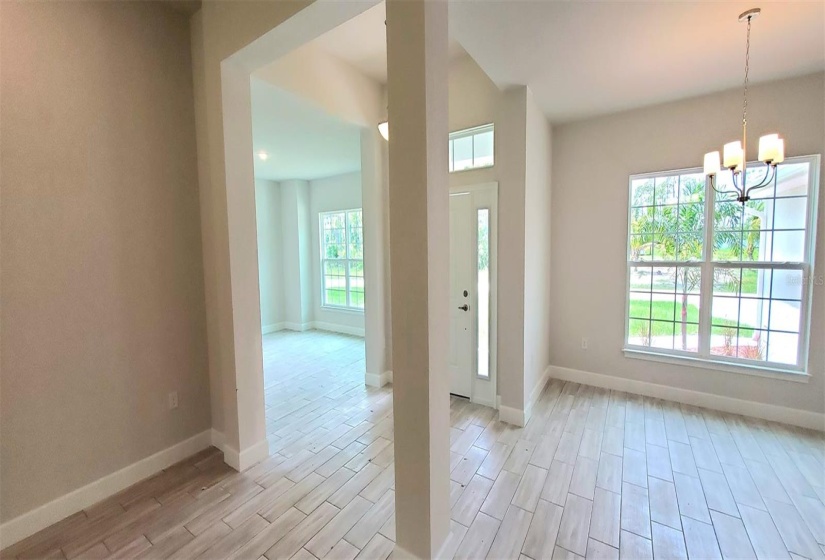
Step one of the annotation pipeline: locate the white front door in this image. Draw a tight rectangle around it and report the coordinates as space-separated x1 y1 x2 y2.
448 183 497 406
449 193 473 398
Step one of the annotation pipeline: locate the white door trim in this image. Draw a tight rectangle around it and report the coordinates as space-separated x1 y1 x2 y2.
449 182 498 409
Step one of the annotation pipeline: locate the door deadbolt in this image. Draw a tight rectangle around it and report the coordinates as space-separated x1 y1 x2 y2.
458 304 469 311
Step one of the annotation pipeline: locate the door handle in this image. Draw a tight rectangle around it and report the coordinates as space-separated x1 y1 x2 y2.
458 304 469 311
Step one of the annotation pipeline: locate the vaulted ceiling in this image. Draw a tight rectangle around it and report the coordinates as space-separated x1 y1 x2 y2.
314 1 825 123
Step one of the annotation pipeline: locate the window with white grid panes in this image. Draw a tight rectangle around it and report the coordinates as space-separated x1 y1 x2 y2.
449 124 494 173
626 156 819 373
320 209 364 310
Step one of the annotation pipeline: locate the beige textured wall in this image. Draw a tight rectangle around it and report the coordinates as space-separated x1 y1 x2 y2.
551 72 825 414
448 55 530 411
0 1 210 522
255 179 284 330
523 88 553 408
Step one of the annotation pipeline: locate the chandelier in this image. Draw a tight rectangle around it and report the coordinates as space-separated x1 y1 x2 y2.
703 8 784 204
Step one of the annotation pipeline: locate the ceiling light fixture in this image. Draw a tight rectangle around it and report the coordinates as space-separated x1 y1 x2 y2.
703 7 784 205
257 150 269 161
378 121 389 141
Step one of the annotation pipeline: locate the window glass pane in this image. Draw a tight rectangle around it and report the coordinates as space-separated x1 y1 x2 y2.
775 162 809 197
631 178 654 207
713 163 809 264
349 260 364 309
679 174 706 204
737 330 767 361
627 264 699 352
629 266 653 290
348 210 363 259
453 135 473 171
629 235 654 261
631 172 706 262
651 266 676 293
772 231 805 262
773 197 807 230
655 176 679 205
651 321 675 350
628 319 651 347
448 139 454 172
771 269 803 300
477 209 490 379
769 300 800 333
710 264 803 365
767 332 799 365
473 130 494 168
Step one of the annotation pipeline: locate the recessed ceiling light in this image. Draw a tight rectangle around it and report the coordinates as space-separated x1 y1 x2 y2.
257 150 269 161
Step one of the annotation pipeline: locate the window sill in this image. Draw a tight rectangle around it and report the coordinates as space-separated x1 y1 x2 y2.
623 348 810 384
450 164 494 175
320 305 364 315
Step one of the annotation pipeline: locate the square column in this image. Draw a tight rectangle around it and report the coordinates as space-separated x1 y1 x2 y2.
386 0 451 557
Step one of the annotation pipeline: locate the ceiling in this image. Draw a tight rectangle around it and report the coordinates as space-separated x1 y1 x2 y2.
312 2 467 84
251 79 362 182
452 1 825 122
311 1 825 123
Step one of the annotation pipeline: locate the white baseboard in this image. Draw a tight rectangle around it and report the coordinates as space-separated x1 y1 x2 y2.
365 370 392 388
472 395 496 409
209 430 268 472
0 430 213 549
237 439 270 471
392 536 452 560
549 365 825 432
523 366 552 426
312 321 365 337
498 404 526 427
262 322 285 334
267 321 365 338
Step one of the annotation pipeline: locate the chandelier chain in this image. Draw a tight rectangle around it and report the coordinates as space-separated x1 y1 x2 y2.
743 15 751 127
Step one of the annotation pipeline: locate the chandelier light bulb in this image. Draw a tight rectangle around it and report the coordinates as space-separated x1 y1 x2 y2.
703 151 721 176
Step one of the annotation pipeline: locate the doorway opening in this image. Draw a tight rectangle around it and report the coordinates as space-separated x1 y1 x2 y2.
251 78 373 451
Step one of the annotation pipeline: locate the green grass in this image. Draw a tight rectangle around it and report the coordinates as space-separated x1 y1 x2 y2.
324 290 364 309
629 300 754 336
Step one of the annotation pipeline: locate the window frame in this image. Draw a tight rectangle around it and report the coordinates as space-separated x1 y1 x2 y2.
623 154 820 378
449 123 494 173
319 208 364 312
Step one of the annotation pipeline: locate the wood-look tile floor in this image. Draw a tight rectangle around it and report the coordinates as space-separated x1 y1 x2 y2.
4 330 824 559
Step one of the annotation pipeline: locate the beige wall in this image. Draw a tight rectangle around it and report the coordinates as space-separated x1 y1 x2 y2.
255 179 284 330
551 72 825 415
523 88 553 408
0 0 210 523
449 55 533 412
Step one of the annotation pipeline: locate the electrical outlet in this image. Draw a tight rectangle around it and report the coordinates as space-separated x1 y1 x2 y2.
581 337 589 350
168 391 179 410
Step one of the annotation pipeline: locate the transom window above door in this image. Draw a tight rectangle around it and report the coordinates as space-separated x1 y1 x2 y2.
449 124 494 173
624 155 820 376
320 209 364 310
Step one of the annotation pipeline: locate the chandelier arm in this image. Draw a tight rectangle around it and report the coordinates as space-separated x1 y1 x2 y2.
745 163 776 198
708 175 740 198
731 171 742 193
